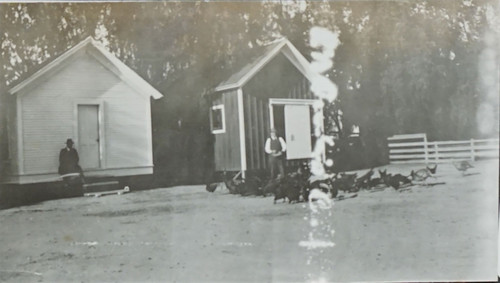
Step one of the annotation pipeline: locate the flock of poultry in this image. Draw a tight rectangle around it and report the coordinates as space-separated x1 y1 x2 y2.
206 160 476 204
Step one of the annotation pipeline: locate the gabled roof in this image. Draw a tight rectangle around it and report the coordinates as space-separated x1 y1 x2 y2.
214 38 315 92
8 36 163 99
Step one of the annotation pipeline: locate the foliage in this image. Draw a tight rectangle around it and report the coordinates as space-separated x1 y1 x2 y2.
1 1 498 183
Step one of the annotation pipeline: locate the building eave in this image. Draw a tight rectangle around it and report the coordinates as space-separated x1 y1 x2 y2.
214 38 315 93
8 36 164 100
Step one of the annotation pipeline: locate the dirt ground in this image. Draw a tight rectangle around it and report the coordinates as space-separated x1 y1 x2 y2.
0 161 498 282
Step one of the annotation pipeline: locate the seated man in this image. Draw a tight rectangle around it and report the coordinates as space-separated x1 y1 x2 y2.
59 138 85 186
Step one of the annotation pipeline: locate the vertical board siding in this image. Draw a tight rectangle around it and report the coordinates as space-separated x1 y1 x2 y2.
18 52 152 175
212 52 314 173
244 94 262 171
243 69 312 172
259 98 269 169
244 95 270 171
243 94 253 170
244 95 253 169
251 96 260 169
214 90 241 171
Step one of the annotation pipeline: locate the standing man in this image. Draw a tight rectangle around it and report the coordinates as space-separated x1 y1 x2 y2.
264 128 287 180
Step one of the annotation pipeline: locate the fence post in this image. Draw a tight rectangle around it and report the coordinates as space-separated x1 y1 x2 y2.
470 139 475 161
434 142 439 162
423 134 429 164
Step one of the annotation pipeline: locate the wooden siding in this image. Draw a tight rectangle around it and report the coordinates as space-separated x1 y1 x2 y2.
6 98 18 175
242 53 312 100
16 52 153 175
242 53 313 171
243 94 269 171
213 90 241 171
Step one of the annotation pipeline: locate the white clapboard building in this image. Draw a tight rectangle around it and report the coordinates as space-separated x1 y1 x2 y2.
3 37 163 184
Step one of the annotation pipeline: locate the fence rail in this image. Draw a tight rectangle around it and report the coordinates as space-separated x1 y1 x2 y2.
388 133 499 164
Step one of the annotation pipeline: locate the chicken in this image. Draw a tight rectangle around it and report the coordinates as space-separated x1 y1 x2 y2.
239 176 264 196
368 176 385 188
263 178 281 197
355 168 374 189
453 160 474 175
380 170 411 190
338 173 358 192
410 168 433 182
223 172 241 194
205 183 218 193
308 178 334 199
426 164 438 174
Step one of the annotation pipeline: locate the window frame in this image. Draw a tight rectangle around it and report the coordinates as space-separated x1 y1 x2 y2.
210 104 226 134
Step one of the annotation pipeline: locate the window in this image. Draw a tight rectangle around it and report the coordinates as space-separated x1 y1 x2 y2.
210 104 225 134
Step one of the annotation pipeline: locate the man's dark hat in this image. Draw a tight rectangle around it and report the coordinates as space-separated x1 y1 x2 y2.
66 138 74 145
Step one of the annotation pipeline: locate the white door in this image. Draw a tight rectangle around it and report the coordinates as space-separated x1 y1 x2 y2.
284 105 312 160
78 105 100 169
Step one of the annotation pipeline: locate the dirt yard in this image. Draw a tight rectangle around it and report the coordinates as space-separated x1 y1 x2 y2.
0 161 498 282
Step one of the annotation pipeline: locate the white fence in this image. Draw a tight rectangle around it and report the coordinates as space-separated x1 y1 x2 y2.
388 133 499 164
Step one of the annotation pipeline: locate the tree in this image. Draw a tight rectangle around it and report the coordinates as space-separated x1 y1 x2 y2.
1 1 497 183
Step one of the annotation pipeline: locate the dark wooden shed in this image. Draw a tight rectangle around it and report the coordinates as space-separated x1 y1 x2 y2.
209 38 320 178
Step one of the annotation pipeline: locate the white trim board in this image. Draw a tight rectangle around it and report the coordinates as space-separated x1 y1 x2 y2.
268 98 318 129
237 88 247 177
3 166 154 185
269 98 317 106
268 98 325 160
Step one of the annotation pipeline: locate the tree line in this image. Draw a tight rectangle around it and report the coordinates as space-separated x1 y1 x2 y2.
1 1 498 185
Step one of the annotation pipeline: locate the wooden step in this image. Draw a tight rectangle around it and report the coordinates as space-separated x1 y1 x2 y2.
83 186 130 198
83 181 120 194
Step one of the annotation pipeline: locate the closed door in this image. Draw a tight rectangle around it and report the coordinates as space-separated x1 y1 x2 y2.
284 105 312 160
78 105 100 169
